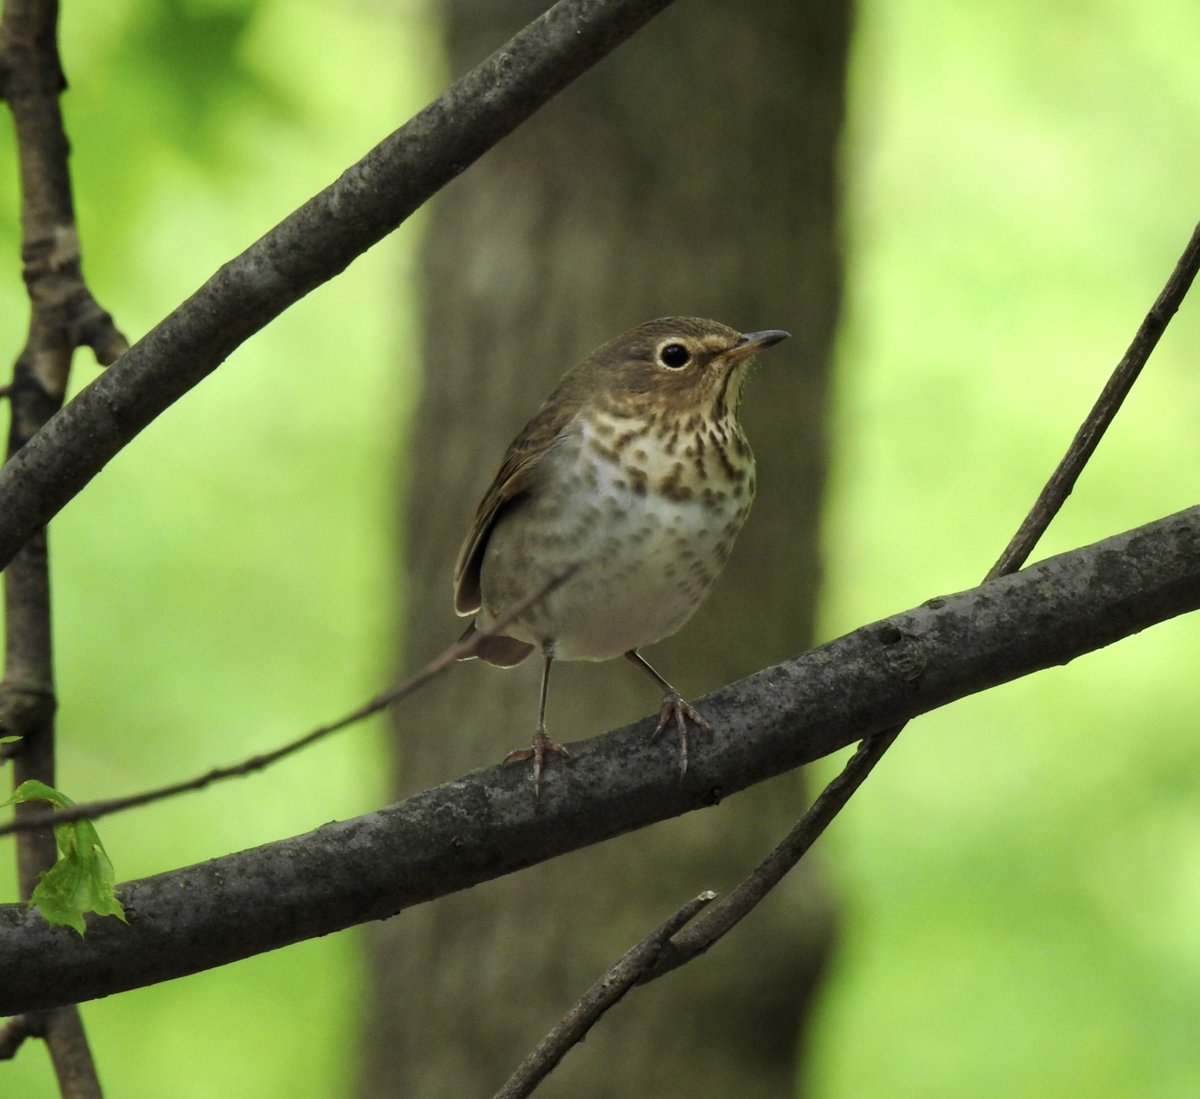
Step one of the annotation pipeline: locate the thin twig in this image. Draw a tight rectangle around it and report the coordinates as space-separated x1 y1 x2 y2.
990 221 1200 580
636 221 1200 981
492 892 716 1099
644 728 899 980
0 563 578 839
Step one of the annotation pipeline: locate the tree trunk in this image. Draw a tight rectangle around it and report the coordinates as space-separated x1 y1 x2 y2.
361 1 851 1094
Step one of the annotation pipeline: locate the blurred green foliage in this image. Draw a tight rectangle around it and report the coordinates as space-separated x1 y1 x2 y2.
2 0 1198 1096
810 1 1200 1097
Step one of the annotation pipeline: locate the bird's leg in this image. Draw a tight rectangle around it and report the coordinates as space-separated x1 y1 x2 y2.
503 651 570 796
624 650 711 780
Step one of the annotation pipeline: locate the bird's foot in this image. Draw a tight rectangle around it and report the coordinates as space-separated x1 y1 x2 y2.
652 691 711 781
503 728 570 798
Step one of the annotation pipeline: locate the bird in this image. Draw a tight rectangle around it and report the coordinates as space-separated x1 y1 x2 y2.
454 316 789 794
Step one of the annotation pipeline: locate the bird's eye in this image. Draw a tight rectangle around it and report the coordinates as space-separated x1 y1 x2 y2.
659 342 691 369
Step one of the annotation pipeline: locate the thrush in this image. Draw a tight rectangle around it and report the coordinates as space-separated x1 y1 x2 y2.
454 316 789 793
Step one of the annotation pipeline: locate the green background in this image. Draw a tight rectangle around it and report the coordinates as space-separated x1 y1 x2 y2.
2 1 1198 1095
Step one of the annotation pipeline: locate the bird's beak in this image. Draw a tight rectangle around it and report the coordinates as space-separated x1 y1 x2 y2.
728 329 790 364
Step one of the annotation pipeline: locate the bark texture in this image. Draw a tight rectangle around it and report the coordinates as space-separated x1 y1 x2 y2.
362 1 851 1094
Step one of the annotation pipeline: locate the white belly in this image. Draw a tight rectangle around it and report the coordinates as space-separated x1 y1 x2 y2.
477 416 753 661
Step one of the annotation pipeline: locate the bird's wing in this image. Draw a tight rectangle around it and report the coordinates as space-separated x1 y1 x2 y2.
453 447 541 616
453 393 579 617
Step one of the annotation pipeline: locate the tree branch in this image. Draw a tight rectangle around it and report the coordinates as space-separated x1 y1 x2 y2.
1 0 125 1091
492 892 717 1099
0 1013 38 1059
1 504 1197 1015
0 0 676 570
989 220 1200 579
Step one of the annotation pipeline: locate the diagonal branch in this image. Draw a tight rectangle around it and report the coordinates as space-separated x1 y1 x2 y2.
492 892 717 1099
643 728 899 981
989 220 1200 580
1 504 1198 1016
0 0 676 570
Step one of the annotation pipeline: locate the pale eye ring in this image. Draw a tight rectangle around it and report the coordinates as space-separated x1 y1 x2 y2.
659 342 691 369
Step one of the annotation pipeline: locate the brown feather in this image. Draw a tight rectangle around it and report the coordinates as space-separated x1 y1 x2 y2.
453 387 584 616
456 621 535 667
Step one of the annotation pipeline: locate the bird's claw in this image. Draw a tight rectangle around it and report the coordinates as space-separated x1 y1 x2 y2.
504 728 570 798
652 691 710 781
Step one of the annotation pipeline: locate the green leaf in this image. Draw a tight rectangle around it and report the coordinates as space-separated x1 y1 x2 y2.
6 778 73 809
6 780 126 935
0 734 21 745
30 819 127 935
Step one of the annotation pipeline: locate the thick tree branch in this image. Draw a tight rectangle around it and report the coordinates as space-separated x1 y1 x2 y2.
0 0 675 570
1 505 1197 1015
